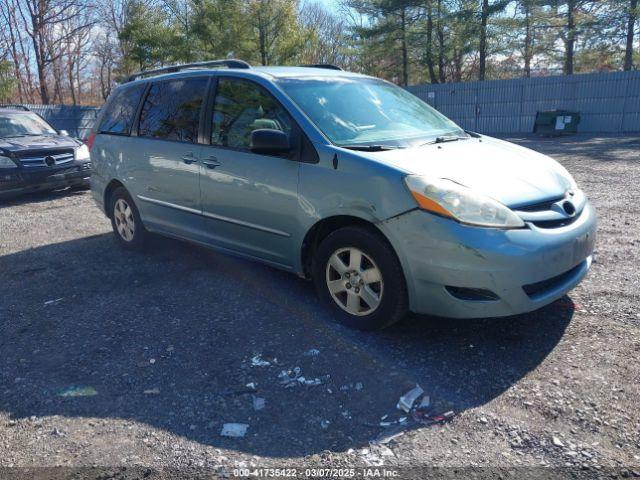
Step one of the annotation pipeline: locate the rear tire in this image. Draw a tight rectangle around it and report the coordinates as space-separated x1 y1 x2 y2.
313 225 408 330
108 186 147 250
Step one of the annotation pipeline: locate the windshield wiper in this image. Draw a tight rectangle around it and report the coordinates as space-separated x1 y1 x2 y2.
339 144 399 152
421 135 469 146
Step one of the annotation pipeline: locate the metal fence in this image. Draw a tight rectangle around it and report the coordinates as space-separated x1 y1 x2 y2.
18 104 99 139
407 70 640 134
11 70 640 138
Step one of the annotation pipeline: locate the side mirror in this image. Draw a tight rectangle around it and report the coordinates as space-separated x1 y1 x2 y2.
59 129 69 136
250 129 290 155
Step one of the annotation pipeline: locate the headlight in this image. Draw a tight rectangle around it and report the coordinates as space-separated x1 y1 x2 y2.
75 144 90 161
404 175 525 228
0 155 17 169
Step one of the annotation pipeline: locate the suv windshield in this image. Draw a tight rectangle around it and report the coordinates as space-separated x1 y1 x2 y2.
0 112 57 137
277 76 465 147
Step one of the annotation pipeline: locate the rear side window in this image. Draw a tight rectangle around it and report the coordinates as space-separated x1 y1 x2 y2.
138 78 208 143
98 84 146 135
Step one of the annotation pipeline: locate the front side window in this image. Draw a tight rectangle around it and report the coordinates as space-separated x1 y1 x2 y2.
99 84 146 135
277 76 464 147
211 78 292 150
138 78 207 143
0 112 57 137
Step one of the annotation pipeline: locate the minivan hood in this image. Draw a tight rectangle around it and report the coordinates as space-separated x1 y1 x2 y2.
367 136 573 207
0 134 79 153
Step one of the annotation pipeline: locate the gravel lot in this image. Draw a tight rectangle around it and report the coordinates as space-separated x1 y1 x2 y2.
1 135 639 479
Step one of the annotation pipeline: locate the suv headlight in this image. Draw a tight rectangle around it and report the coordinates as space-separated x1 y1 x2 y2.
0 155 17 169
75 144 90 161
404 175 525 228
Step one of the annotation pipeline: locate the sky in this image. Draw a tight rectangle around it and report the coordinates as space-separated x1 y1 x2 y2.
314 0 342 14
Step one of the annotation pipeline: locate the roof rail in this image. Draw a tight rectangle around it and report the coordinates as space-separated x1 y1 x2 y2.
126 59 251 82
0 104 30 111
299 64 343 71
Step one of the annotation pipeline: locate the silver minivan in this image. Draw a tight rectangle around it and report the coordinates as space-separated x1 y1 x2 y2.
89 60 596 330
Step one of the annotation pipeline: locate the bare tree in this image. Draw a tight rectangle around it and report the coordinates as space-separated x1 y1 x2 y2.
299 1 347 65
94 34 116 100
0 0 36 102
61 6 94 104
16 0 94 103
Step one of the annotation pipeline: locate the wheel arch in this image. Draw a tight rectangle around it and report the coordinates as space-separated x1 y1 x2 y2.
300 215 400 279
103 179 126 217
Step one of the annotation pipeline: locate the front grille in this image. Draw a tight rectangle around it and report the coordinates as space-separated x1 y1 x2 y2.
18 149 75 168
515 196 565 212
522 261 585 298
531 214 580 229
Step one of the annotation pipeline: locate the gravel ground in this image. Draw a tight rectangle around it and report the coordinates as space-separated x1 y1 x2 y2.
0 134 639 479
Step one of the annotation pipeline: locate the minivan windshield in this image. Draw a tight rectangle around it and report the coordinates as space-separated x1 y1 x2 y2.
0 112 57 137
277 76 465 148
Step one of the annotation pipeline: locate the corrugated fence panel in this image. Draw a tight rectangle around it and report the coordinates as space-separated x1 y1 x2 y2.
406 70 640 134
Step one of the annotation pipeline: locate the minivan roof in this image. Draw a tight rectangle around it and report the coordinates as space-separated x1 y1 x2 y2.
124 66 369 85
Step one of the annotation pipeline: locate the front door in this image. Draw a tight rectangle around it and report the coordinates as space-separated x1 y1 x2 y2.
134 77 209 238
199 77 299 268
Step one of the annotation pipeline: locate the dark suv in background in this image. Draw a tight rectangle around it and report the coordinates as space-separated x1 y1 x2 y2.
0 105 91 199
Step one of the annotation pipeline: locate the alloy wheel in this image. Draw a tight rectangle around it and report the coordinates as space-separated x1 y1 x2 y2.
325 247 384 316
113 198 135 242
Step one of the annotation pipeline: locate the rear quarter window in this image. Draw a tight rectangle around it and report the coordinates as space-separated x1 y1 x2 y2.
138 78 208 143
98 84 146 135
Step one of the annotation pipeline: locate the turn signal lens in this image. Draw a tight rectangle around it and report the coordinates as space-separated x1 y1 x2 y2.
404 175 525 228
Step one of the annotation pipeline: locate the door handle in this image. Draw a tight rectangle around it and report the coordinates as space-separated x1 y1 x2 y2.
182 152 198 164
202 156 221 169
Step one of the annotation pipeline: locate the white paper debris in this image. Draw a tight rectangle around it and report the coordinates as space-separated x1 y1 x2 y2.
220 423 249 438
251 355 270 367
397 384 424 413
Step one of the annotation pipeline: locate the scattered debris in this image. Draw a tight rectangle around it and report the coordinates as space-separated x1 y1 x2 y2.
57 386 98 397
303 348 320 357
245 382 256 390
418 396 430 409
397 384 424 412
553 436 565 448
278 367 326 387
252 396 265 411
220 423 248 438
320 420 330 429
340 382 363 392
51 427 65 437
44 298 64 306
413 409 454 426
149 358 156 364
374 424 407 444
251 355 270 367
143 388 160 395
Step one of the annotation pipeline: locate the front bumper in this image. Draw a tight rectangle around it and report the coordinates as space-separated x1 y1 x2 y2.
380 201 596 318
0 161 91 198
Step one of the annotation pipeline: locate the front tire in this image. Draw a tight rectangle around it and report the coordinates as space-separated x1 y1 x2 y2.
313 226 408 330
108 186 147 250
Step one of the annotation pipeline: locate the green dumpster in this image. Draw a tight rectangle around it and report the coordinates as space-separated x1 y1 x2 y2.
534 110 580 135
